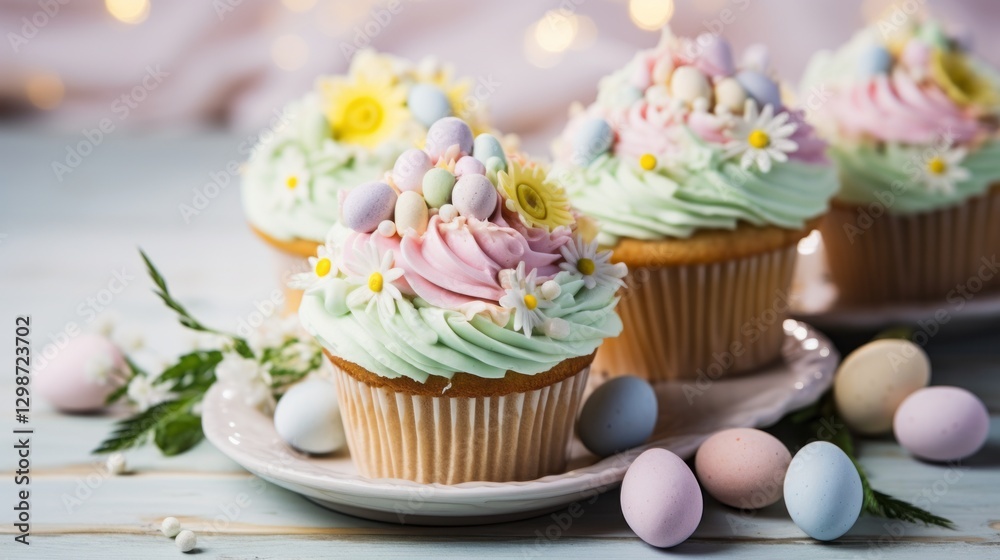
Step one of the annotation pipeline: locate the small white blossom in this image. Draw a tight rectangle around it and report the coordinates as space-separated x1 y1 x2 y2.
288 242 340 293
127 375 172 412
274 148 311 208
246 315 302 356
915 146 970 195
725 100 798 173
215 353 273 410
559 237 627 290
83 351 121 386
345 239 405 321
498 263 551 337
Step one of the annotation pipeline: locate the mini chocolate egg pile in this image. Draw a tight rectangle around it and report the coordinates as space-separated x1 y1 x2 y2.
341 117 509 237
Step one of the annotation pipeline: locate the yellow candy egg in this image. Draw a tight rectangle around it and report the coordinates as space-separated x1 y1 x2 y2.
394 191 429 236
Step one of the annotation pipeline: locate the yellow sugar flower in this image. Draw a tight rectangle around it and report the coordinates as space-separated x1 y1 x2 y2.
320 74 409 148
930 50 1000 108
498 160 575 231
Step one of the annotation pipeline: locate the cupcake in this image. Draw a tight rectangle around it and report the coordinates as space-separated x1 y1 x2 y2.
553 29 837 382
242 50 490 313
802 20 1000 305
296 117 626 484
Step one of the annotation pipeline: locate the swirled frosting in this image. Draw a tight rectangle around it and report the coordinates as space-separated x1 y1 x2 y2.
553 29 835 244
802 22 1000 213
242 50 490 243
296 118 625 382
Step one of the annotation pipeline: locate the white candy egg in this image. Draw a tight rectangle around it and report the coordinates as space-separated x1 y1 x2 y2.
394 191 429 236
669 66 712 104
274 378 346 455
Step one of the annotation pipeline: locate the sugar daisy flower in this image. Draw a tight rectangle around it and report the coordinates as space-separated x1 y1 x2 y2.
725 100 798 173
498 262 551 337
345 239 405 321
915 146 970 195
560 237 628 290
273 147 312 208
498 160 575 231
289 242 340 293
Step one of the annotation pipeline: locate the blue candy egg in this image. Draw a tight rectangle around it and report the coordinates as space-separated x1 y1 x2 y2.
857 45 893 78
735 70 782 110
576 376 658 457
784 441 863 541
407 83 453 128
392 148 433 192
426 117 474 161
473 133 507 170
572 117 614 165
341 181 397 233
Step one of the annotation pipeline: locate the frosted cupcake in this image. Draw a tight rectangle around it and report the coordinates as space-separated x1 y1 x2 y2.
802 20 1000 304
296 117 625 484
243 50 489 312
554 29 836 382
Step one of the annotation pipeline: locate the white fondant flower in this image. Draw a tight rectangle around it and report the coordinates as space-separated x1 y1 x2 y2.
559 237 628 290
215 352 274 410
725 101 798 172
289 242 340 293
273 147 312 208
83 352 122 386
345 239 405 321
498 262 551 337
915 146 970 195
127 375 173 412
246 315 302 356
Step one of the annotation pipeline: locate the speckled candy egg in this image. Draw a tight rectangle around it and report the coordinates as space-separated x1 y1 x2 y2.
422 167 456 208
274 378 346 455
341 181 397 233
472 133 507 170
394 190 429 236
454 156 486 177
669 65 712 104
695 33 735 76
894 386 989 462
857 44 893 77
407 83 453 128
621 448 702 548
694 428 790 509
425 117 474 161
784 441 863 541
735 70 782 110
833 339 931 435
714 77 748 114
36 333 126 412
576 376 657 457
392 148 433 192
572 118 614 164
451 173 497 220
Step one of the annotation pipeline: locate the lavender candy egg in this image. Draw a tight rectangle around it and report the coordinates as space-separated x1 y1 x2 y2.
454 156 486 177
407 83 453 128
472 133 507 170
695 33 735 76
36 333 126 412
857 44 893 78
736 70 782 110
392 149 433 192
341 181 397 233
451 174 497 220
894 387 989 462
572 118 614 165
426 117 474 161
621 449 703 548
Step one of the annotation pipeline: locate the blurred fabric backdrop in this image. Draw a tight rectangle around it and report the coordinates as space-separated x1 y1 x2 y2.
2 0 999 151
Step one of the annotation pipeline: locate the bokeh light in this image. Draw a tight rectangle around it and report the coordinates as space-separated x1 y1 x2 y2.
281 0 316 13
629 0 674 31
105 0 150 24
25 72 65 110
271 34 310 71
534 10 578 53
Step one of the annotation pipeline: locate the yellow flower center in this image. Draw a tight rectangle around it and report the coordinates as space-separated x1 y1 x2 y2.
577 258 596 276
286 175 298 190
639 153 657 171
343 96 384 135
367 271 384 293
314 258 332 277
927 157 947 175
748 129 770 149
523 294 538 310
516 183 548 220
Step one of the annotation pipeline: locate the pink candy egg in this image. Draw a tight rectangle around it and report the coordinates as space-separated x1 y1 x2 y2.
695 428 790 509
454 156 486 177
621 448 702 548
36 333 126 412
392 149 433 192
425 117 473 161
894 387 989 462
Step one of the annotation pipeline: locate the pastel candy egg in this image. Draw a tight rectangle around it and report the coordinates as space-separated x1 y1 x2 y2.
741 44 770 73
695 33 735 76
454 155 486 177
621 448 703 548
651 56 675 84
274 378 346 455
451 174 496 220
421 167 456 208
394 190 429 236
669 65 712 103
425 117 474 161
392 148 433 192
784 441 863 541
735 70 782 110
894 387 989 462
472 133 507 170
576 376 657 457
917 21 949 49
36 333 126 412
902 40 932 72
341 181 397 233
407 83 453 128
714 77 748 114
572 118 614 164
484 156 506 184
694 428 790 509
833 339 931 435
857 44 893 78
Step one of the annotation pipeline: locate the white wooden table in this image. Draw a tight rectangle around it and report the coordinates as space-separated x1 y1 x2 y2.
2 130 999 559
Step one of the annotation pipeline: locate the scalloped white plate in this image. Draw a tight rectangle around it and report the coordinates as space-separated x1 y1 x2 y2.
202 321 838 525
